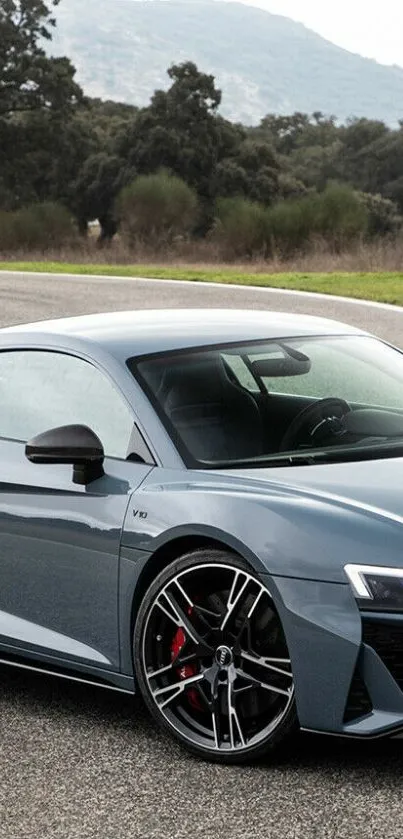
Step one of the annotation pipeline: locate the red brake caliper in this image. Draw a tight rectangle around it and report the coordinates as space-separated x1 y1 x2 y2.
170 610 203 711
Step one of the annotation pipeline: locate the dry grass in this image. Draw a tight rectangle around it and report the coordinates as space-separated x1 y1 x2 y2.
2 236 403 273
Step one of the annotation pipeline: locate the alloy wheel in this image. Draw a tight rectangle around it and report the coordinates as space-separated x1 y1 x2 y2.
139 560 294 756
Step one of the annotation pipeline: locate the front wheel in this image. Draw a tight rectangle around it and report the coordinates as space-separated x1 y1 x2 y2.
134 549 297 764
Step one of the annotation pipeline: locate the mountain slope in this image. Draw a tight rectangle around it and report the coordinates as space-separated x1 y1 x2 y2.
51 0 403 125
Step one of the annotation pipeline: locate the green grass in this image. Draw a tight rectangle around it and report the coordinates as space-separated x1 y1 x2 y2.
1 262 403 305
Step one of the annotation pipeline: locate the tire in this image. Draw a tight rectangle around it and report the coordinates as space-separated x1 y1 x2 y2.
134 549 298 764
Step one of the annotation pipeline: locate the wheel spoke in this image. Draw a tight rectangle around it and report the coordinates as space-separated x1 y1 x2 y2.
236 667 292 698
193 603 222 634
240 651 293 679
220 571 264 640
227 679 245 748
211 709 219 749
146 662 174 680
152 673 205 709
211 681 223 749
220 571 248 630
155 590 213 652
174 578 193 608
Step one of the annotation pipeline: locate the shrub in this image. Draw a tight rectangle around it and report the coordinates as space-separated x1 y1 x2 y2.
357 192 403 237
213 197 269 258
267 184 369 255
267 194 320 255
117 171 199 247
277 173 309 200
313 183 369 249
0 202 77 252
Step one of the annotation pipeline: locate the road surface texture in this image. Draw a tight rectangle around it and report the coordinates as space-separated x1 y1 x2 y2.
0 271 403 839
0 270 403 345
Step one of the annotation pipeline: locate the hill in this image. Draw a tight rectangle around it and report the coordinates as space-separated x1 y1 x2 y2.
51 0 403 125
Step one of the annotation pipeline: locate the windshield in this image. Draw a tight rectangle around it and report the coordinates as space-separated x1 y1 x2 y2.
132 335 403 468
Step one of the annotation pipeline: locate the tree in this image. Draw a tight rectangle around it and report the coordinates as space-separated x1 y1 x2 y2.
116 62 241 212
255 113 312 155
0 103 99 213
0 0 86 213
164 61 221 116
289 141 344 190
71 152 135 239
338 118 390 188
213 140 280 205
0 0 82 117
354 131 403 211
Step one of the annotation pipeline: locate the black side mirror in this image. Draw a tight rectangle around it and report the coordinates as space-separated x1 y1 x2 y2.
26 424 105 485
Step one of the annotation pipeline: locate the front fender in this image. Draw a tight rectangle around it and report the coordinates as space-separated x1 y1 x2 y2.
121 469 403 583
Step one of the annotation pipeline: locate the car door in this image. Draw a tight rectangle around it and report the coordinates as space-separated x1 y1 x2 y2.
0 348 154 672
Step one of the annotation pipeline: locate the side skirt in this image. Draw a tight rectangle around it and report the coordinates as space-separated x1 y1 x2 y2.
0 645 135 695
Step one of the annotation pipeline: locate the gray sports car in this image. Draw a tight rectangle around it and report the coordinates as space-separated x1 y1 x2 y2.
2 308 403 763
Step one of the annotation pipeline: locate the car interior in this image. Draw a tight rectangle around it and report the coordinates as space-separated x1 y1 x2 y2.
136 341 403 465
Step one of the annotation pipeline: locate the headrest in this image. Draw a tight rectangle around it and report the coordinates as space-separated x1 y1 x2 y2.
158 353 230 402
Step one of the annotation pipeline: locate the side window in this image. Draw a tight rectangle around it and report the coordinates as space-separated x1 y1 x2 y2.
0 350 135 459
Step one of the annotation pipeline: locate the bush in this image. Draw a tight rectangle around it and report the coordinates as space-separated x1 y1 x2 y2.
213 197 269 258
277 173 309 200
313 183 369 249
117 171 199 247
0 202 77 252
267 194 320 254
267 184 368 255
357 192 402 237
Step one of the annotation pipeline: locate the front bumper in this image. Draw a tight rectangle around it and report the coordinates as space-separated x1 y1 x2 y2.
264 574 403 739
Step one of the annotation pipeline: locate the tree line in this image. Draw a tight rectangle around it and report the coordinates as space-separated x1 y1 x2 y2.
1 0 403 256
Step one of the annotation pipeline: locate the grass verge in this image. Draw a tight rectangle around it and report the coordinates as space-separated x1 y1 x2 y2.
1 262 403 305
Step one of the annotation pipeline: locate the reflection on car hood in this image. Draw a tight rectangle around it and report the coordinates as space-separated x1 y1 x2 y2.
222 456 403 525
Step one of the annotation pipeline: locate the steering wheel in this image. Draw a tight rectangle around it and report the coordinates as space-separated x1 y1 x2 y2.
279 398 351 453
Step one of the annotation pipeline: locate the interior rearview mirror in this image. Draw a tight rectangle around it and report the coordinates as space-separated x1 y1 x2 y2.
25 424 105 485
251 346 311 378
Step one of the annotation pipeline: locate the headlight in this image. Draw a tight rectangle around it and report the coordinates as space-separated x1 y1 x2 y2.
345 564 403 611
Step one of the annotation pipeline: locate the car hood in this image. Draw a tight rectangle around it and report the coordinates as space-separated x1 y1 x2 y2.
220 455 403 526
128 455 403 582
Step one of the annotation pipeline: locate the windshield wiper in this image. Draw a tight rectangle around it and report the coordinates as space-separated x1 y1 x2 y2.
206 452 319 469
209 440 403 470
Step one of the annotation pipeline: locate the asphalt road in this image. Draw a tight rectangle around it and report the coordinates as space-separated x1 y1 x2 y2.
1 271 403 839
0 270 403 346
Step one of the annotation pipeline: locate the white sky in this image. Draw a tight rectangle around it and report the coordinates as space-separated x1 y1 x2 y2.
222 0 403 67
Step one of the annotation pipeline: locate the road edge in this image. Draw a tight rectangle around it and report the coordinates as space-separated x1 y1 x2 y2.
2 269 403 314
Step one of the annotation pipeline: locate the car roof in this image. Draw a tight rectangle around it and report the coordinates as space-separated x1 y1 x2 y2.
2 309 368 359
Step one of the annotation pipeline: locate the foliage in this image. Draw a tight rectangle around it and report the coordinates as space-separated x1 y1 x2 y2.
311 183 369 249
214 197 268 257
71 152 134 239
0 201 76 251
0 0 86 223
0 107 99 214
212 140 280 206
117 171 199 246
357 192 403 237
267 185 368 254
0 0 81 117
267 196 320 255
116 63 240 213
1 0 403 260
